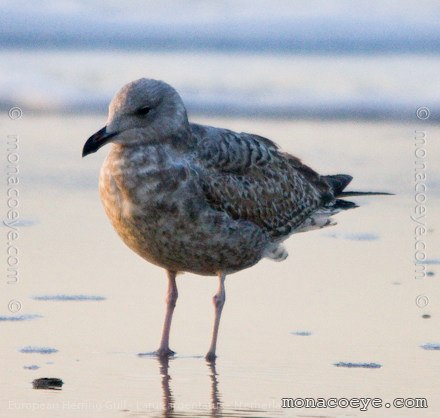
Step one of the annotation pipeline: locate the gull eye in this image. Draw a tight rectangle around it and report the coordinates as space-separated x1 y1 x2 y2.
135 106 151 116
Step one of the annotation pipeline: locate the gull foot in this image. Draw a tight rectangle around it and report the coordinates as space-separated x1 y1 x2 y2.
205 351 217 362
154 348 176 358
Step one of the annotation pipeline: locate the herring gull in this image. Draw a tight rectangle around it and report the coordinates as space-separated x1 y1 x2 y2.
82 78 390 360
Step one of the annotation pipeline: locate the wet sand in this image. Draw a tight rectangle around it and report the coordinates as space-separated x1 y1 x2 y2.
1 115 439 417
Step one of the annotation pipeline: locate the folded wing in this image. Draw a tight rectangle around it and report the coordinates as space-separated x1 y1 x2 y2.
192 124 337 238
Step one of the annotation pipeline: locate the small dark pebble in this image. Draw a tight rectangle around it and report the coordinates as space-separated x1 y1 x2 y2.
426 271 435 277
32 378 63 390
422 314 431 319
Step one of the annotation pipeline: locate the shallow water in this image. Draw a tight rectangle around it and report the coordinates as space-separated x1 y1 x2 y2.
1 115 439 417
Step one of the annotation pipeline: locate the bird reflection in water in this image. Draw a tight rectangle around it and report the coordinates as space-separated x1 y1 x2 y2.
157 357 222 417
158 356 174 416
207 360 222 417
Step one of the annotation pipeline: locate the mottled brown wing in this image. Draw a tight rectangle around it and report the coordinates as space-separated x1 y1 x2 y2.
193 124 335 238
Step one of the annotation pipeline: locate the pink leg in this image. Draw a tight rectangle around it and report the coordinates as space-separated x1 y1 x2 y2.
156 270 178 357
206 272 226 361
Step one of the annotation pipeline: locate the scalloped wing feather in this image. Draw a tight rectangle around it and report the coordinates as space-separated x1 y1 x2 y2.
192 124 336 238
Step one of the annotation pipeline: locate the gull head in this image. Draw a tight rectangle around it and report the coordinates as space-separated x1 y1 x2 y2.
82 78 188 157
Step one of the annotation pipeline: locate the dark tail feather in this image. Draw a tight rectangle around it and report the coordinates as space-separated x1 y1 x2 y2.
325 174 393 211
324 174 353 195
334 199 358 210
338 191 394 197
324 174 394 197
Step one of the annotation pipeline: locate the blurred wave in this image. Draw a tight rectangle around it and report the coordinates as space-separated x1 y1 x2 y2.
1 50 438 120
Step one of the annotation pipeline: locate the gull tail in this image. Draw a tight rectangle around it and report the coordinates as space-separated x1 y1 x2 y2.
294 174 393 235
324 174 393 211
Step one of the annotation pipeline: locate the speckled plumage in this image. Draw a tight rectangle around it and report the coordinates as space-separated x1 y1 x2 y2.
83 78 362 359
99 120 349 275
99 139 271 275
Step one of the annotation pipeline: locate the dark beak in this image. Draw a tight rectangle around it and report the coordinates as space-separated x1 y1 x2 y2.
82 126 118 157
